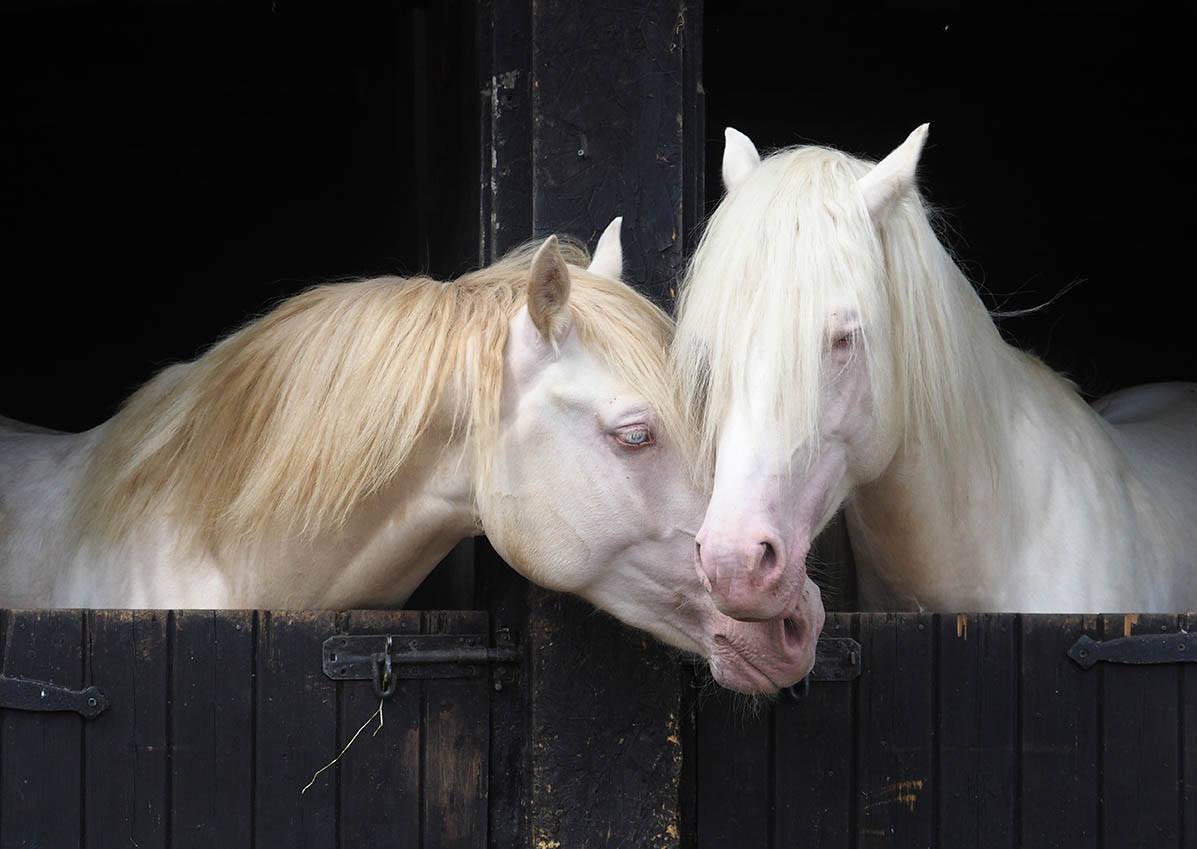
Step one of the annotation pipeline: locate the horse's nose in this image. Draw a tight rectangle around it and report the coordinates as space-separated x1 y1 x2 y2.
694 529 792 621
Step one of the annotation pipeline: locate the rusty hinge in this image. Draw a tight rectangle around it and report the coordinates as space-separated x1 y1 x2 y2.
0 675 109 719
322 628 520 697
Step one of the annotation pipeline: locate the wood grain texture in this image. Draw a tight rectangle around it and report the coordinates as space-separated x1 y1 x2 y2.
489 0 704 846
1020 614 1100 849
85 610 168 849
479 0 534 261
1099 613 1182 849
1184 612 1197 849
423 611 490 849
338 610 423 848
0 609 85 849
529 590 683 849
171 610 254 849
937 612 1017 849
471 542 530 849
693 683 770 849
253 611 338 849
774 613 855 849
531 0 700 308
854 613 935 849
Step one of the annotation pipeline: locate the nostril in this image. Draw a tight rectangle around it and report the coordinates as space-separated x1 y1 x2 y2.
759 541 778 574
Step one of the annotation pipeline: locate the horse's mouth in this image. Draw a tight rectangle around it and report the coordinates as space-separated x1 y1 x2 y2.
712 635 785 693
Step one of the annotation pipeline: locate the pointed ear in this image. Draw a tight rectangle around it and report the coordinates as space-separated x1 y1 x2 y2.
528 235 572 344
722 126 761 192
587 216 623 280
858 123 929 220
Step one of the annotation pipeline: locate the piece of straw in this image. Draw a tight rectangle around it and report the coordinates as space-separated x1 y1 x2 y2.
300 697 385 795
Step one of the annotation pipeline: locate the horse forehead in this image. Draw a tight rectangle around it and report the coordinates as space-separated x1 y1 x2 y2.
542 356 628 410
508 336 625 407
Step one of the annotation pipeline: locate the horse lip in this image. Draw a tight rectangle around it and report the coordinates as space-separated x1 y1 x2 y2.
713 635 784 692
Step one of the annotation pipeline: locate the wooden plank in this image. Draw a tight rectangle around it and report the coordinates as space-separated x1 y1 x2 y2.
338 610 422 848
937 612 1017 849
85 610 169 849
423 610 490 849
471 539 530 849
773 612 854 849
679 0 706 264
677 662 700 849
171 610 254 849
0 609 85 849
1100 613 1181 849
0 609 4 840
1020 614 1100 849
855 612 935 849
479 0 534 261
515 0 701 843
1183 612 1197 849
693 683 771 849
532 0 694 306
254 611 338 849
528 590 683 849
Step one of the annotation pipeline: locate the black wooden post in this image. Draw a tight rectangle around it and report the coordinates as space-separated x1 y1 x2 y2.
478 1 704 845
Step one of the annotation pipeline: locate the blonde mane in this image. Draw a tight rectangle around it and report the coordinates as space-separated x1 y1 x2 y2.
674 144 1019 483
76 239 684 550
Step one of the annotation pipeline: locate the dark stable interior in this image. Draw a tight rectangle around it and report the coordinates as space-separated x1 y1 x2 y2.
1 4 1190 610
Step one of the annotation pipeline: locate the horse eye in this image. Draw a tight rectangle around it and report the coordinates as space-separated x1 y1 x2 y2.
832 330 856 351
615 425 654 449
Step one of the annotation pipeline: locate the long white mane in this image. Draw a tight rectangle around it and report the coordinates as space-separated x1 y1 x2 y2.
674 144 1045 485
75 240 684 552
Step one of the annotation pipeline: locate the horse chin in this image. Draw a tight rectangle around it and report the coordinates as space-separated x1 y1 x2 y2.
709 646 785 695
708 587 823 695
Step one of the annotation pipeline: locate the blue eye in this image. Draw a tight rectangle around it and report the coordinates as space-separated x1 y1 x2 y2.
615 426 654 449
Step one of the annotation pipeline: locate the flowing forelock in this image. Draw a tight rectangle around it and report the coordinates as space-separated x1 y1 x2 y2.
674 143 1008 486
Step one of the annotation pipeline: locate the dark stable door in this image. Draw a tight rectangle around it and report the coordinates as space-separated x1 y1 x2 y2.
688 611 1194 849
0 609 493 849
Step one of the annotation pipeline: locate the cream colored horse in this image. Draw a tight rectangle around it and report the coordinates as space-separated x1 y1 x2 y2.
0 220 824 694
675 127 1197 616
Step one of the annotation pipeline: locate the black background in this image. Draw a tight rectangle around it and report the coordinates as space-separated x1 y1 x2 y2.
1 3 477 431
2 3 1192 433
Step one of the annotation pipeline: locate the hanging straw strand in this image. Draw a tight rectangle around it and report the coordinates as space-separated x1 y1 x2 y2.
300 697 386 795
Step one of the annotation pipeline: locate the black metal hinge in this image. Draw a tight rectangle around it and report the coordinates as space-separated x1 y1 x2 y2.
785 636 862 700
1068 631 1195 669
322 628 520 697
0 675 109 719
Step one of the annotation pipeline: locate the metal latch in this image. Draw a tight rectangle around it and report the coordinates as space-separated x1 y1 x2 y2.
785 636 862 701
1068 631 1195 669
323 628 520 697
0 675 109 719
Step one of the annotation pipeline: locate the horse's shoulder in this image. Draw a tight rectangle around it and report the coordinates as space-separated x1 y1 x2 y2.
1092 382 1197 426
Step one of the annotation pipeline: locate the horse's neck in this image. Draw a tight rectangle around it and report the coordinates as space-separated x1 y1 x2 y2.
63 433 480 609
249 441 480 608
848 292 1137 613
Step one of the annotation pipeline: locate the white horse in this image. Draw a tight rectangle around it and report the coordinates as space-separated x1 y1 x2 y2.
674 126 1197 616
0 220 824 693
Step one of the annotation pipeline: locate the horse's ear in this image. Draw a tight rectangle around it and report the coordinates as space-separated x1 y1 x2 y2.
587 216 623 280
722 127 761 192
858 123 929 220
528 235 572 345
